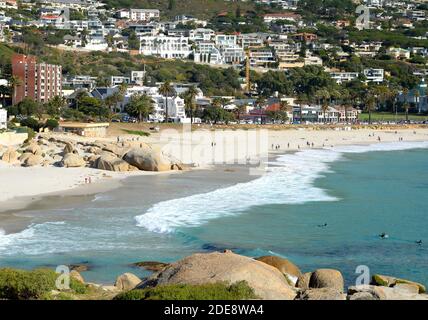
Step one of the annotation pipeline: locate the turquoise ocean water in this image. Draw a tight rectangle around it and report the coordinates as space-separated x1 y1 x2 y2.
1 141 427 286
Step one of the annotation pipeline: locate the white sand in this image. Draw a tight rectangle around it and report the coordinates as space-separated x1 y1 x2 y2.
1 127 428 210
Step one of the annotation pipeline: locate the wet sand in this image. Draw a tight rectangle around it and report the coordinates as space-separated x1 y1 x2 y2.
0 164 259 235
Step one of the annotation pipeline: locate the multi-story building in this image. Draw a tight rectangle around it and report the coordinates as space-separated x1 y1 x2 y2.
11 54 62 105
139 35 192 59
116 9 160 22
193 42 224 64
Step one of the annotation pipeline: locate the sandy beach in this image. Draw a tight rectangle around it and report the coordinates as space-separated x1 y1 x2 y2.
1 126 428 219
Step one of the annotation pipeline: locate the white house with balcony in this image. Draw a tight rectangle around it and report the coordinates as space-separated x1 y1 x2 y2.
330 72 360 84
116 9 160 22
363 68 384 83
139 35 192 59
193 42 224 64
121 86 187 122
189 28 215 42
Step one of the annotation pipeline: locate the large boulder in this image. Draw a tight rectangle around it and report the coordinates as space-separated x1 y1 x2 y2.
25 144 43 156
309 269 344 292
63 142 78 155
372 274 426 294
21 154 43 167
61 153 86 168
94 153 136 172
138 251 297 300
1 147 18 163
131 261 170 272
115 273 142 291
123 147 180 172
296 288 346 300
296 272 312 290
255 256 301 285
347 285 428 300
102 144 131 158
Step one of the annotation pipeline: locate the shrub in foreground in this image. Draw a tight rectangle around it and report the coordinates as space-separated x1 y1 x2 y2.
0 268 87 300
113 281 257 300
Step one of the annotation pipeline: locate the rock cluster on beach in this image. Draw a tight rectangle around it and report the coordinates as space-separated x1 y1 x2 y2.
0 134 183 172
112 250 427 300
49 250 426 301
1 250 427 300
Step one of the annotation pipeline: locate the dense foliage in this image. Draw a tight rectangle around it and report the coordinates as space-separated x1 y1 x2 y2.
0 268 87 300
113 281 257 300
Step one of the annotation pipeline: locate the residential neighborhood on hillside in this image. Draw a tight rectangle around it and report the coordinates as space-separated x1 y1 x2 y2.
0 0 428 127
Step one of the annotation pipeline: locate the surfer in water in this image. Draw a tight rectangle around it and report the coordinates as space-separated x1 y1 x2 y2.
379 233 389 239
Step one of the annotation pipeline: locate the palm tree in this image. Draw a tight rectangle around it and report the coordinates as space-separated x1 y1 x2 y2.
321 102 329 123
364 93 376 124
256 96 266 124
46 95 66 118
159 81 175 123
340 89 351 124
234 104 246 122
414 89 421 114
126 93 154 122
184 85 199 124
9 76 22 105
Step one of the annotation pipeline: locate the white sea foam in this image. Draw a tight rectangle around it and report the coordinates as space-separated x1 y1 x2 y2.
1 141 427 254
135 148 342 233
135 141 428 234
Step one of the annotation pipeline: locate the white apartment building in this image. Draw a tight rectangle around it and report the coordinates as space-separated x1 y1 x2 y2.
131 71 146 85
117 9 160 22
193 42 224 64
330 72 360 84
215 34 238 47
122 86 186 122
139 35 192 59
111 76 130 86
189 28 215 42
250 49 276 67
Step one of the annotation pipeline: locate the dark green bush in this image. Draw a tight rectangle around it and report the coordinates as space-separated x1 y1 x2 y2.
113 281 257 300
20 117 40 131
45 119 59 130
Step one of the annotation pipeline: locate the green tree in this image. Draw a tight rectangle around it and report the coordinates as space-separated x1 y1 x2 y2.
125 93 154 122
182 85 199 124
16 98 39 117
159 81 175 122
45 95 66 118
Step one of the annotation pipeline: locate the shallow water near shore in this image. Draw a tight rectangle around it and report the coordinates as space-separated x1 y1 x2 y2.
0 141 428 287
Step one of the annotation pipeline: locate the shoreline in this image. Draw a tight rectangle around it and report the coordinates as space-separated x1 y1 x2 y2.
1 127 428 236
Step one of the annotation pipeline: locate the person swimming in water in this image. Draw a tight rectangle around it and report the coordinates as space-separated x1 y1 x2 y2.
416 240 423 245
318 223 328 228
379 233 389 239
